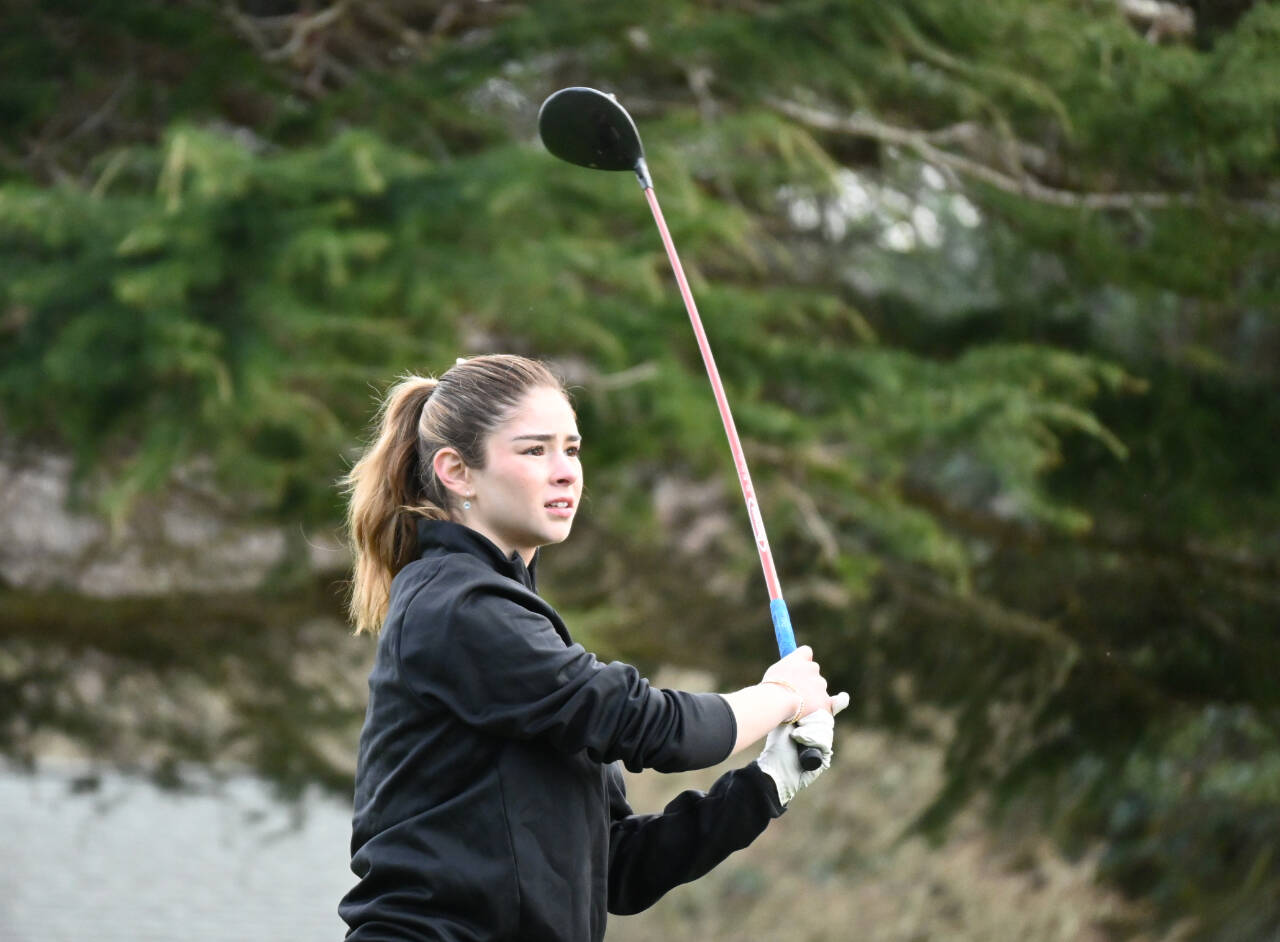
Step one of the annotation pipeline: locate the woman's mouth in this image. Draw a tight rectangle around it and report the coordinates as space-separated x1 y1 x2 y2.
544 498 575 518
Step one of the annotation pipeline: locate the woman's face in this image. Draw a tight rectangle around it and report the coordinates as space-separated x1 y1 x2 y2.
463 385 582 564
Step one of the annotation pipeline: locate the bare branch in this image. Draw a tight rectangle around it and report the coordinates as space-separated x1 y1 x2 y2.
66 73 136 142
591 361 662 391
307 49 357 96
1118 0 1196 43
886 564 1081 652
922 120 1061 181
430 3 463 38
768 97 1199 211
778 480 841 563
353 3 424 48
267 2 350 64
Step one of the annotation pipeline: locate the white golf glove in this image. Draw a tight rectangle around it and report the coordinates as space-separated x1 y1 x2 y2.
756 691 850 806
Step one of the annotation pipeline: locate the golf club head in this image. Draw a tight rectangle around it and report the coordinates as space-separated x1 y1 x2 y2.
538 87 644 172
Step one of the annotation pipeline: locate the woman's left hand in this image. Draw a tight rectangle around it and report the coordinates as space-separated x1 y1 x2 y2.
756 691 850 806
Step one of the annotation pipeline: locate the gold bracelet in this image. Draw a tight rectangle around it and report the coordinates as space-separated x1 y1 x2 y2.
761 679 804 724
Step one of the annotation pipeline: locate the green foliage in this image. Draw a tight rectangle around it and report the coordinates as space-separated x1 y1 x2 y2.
2 1 1278 936
0 0 287 184
1023 707 1280 940
0 128 443 524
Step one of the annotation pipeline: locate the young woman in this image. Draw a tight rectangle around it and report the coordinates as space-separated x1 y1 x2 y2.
339 354 847 941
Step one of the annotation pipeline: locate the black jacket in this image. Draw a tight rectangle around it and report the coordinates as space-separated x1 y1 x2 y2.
340 520 784 941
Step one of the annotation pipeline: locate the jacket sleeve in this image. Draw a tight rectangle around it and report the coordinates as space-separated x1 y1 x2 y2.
396 578 736 773
606 761 786 915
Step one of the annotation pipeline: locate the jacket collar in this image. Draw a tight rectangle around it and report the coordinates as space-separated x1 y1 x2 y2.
416 518 539 591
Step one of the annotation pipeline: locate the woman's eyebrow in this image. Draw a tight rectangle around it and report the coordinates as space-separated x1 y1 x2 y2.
510 433 582 442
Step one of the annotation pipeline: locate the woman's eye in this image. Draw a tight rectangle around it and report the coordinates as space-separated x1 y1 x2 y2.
523 446 544 456
566 446 580 457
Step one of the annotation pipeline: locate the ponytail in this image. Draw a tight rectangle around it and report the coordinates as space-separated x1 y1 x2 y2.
342 355 567 635
343 375 445 635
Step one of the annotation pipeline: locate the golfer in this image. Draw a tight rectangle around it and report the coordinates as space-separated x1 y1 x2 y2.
339 354 848 941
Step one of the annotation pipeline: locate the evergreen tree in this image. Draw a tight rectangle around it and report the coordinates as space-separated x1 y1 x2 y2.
2 2 1277 935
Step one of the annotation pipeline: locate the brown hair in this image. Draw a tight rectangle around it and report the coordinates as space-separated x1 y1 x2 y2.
342 355 566 635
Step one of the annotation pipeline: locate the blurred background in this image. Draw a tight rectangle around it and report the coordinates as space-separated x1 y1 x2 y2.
1 1 1278 939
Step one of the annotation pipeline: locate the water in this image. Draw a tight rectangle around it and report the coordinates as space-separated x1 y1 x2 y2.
0 761 355 942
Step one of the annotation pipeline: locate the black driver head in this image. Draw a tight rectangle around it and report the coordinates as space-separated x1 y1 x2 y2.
538 87 644 172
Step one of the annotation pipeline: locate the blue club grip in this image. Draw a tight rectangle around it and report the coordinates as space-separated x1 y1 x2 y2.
770 598 796 656
768 597 823 772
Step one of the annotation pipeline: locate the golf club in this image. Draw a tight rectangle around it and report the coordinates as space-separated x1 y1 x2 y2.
538 86 824 771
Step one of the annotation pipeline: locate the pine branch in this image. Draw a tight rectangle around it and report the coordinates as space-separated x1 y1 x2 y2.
899 478 1280 584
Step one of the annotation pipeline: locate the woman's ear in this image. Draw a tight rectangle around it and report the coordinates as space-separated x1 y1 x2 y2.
433 447 471 499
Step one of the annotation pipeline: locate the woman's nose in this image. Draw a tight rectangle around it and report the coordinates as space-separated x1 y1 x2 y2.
551 451 578 484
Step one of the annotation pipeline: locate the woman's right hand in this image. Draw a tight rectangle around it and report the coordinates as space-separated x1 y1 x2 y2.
720 646 845 755
760 645 832 723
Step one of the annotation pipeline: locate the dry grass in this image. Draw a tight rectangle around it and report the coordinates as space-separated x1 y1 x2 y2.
608 674 1182 941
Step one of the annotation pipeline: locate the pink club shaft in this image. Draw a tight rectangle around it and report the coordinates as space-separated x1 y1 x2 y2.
640 185 785 607
639 168 813 770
